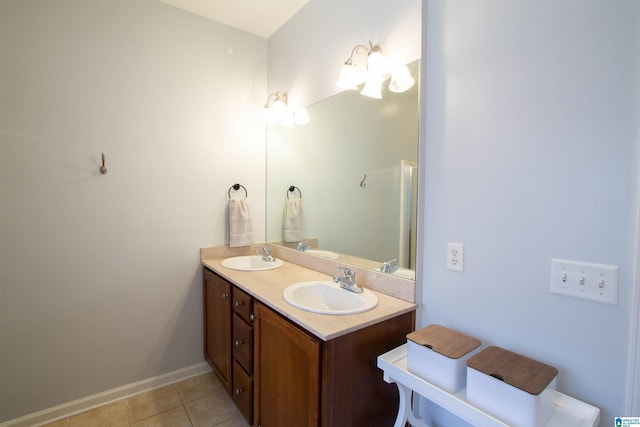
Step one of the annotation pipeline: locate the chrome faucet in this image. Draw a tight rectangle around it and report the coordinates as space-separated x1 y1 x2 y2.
380 258 399 273
296 240 311 251
256 245 275 262
333 267 363 293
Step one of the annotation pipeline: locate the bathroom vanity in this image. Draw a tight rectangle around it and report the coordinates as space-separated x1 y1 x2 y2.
202 248 416 427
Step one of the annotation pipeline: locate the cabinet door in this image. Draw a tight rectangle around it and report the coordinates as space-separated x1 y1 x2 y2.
203 268 232 394
254 302 321 427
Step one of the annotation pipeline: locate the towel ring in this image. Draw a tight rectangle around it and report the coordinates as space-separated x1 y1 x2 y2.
287 186 302 199
228 183 248 199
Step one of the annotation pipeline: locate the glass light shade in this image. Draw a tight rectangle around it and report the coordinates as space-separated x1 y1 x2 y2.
360 77 383 99
336 62 359 90
389 65 415 93
294 108 310 125
367 49 388 77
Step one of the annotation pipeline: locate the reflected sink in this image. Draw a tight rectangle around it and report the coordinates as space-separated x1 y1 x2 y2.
221 255 284 271
304 249 340 260
283 281 378 315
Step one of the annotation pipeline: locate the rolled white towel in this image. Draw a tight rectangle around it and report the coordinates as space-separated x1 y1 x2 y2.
228 198 254 247
283 198 303 242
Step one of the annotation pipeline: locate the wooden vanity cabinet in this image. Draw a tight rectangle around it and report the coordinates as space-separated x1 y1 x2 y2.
203 268 415 427
203 268 232 394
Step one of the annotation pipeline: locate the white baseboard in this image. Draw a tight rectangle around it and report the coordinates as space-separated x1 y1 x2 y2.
0 362 212 427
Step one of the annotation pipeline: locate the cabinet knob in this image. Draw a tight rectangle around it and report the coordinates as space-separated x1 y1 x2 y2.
235 387 244 395
234 300 245 307
234 339 244 347
222 293 229 299
249 313 255 322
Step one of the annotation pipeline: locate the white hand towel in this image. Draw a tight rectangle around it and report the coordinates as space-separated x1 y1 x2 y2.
228 198 254 247
283 198 304 242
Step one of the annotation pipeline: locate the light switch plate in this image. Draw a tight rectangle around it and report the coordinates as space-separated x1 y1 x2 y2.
550 259 619 306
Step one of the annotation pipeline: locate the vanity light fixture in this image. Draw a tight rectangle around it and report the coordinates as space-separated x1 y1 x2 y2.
262 91 310 126
336 42 415 99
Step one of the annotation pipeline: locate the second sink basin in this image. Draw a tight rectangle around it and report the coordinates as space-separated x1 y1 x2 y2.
221 255 284 271
283 281 378 315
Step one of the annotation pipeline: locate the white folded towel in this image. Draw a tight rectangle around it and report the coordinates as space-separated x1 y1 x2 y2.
283 198 303 242
228 198 254 247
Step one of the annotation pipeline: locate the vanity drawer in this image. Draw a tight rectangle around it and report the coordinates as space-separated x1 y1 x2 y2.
233 287 253 324
233 313 253 373
232 360 253 425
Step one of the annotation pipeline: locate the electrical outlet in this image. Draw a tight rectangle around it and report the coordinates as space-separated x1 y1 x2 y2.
447 243 464 272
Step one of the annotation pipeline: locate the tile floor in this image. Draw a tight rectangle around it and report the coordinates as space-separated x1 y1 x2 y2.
42 372 249 427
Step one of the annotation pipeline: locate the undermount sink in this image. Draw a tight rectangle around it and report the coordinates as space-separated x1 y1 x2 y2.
283 281 378 315
221 255 284 271
304 249 340 260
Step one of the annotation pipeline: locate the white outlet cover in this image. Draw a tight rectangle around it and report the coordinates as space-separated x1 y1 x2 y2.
447 242 464 272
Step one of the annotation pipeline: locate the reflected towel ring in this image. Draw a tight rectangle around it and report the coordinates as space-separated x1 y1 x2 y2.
228 183 248 199
287 186 302 199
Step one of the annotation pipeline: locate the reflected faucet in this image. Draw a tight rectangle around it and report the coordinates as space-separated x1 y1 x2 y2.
297 240 311 251
380 258 399 274
256 245 275 262
333 267 363 293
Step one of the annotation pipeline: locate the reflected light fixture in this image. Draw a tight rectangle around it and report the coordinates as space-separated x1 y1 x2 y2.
336 41 415 99
262 91 310 126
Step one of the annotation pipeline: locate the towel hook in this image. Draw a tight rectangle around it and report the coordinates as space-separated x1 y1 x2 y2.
228 183 248 199
287 186 302 199
100 153 108 175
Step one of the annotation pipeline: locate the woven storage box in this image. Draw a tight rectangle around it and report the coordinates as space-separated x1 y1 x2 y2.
406 324 481 393
466 346 559 427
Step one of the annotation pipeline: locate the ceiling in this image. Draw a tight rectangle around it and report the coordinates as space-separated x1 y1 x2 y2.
157 0 309 38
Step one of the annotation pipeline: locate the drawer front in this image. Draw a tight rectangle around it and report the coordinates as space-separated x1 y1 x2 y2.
233 314 253 373
232 360 253 425
233 287 253 324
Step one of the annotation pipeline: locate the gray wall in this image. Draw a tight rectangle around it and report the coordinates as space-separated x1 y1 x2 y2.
0 0 266 421
420 0 640 424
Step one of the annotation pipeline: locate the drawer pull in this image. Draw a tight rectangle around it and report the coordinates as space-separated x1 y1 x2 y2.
235 387 244 395
234 339 244 347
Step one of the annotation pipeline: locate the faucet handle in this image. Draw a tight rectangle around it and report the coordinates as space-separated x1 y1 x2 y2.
336 266 355 279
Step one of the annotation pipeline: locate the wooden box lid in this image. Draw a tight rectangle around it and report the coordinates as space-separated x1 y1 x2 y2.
467 346 559 395
407 324 481 359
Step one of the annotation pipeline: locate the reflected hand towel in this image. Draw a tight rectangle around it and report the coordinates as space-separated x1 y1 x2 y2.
229 198 254 247
283 198 303 242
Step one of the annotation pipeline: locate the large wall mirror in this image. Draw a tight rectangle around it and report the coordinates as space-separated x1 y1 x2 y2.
266 60 419 279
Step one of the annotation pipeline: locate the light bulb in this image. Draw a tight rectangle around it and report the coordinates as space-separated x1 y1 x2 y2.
367 48 388 78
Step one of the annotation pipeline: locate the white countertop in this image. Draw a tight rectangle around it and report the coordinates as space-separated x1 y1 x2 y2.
202 257 417 341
